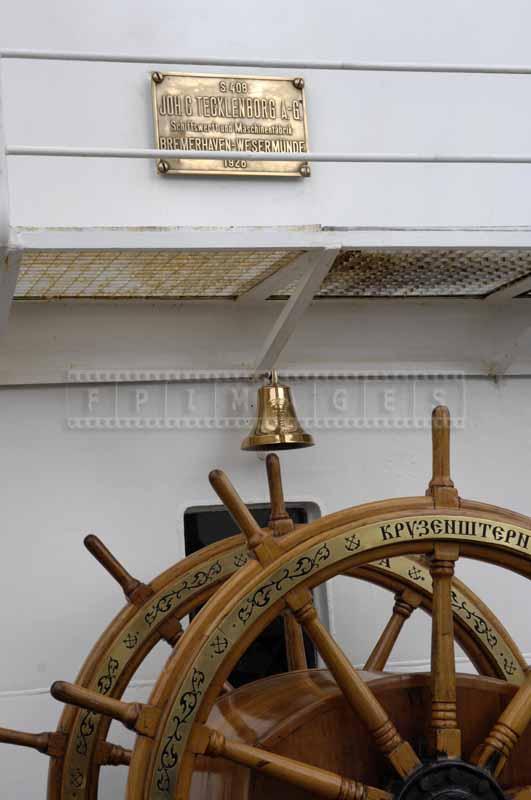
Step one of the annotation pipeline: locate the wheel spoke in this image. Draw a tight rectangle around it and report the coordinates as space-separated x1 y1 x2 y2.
0 726 65 757
50 681 160 737
427 405 459 507
266 453 295 536
283 609 309 670
364 589 422 672
158 615 185 647
211 467 418 777
429 543 461 758
0 725 131 766
265 454 309 669
291 599 420 778
95 741 132 766
473 669 531 777
84 534 153 605
192 724 391 800
209 469 266 550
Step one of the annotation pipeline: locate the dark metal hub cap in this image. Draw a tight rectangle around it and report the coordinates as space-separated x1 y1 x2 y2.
396 761 506 800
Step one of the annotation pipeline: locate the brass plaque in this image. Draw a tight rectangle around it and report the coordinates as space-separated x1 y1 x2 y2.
151 71 309 177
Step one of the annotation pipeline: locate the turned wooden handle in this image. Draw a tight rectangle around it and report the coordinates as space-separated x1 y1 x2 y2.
428 406 459 507
50 681 160 737
429 406 454 490
51 681 141 730
0 727 65 757
266 454 290 520
266 454 295 536
84 534 144 600
0 727 50 754
209 470 265 549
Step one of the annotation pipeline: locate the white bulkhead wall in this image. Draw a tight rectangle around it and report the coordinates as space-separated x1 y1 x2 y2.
1 0 531 228
1 371 531 799
2 2 531 798
1 301 531 798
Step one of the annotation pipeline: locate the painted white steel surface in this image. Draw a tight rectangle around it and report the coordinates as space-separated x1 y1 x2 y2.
9 145 531 164
2 4 531 797
2 0 531 232
1 374 531 799
0 61 7 249
3 49 531 74
1 300 530 384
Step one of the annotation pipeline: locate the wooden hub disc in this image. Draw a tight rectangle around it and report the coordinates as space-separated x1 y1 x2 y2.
194 670 530 800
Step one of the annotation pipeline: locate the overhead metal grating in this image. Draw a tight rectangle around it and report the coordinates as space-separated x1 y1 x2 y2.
277 249 531 298
14 249 305 299
13 247 531 301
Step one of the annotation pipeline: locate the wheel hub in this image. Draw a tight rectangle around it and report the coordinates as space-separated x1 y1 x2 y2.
396 761 506 800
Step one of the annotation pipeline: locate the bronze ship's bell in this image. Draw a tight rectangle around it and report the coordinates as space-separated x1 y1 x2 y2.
241 370 314 451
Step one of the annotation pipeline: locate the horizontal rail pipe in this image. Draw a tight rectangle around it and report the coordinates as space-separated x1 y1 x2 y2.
7 146 531 164
2 50 531 75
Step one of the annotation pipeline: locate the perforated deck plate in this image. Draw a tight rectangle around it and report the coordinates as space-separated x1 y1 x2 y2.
14 249 304 299
313 249 531 298
13 248 531 300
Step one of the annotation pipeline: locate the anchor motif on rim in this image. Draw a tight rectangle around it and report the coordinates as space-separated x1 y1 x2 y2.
344 533 361 551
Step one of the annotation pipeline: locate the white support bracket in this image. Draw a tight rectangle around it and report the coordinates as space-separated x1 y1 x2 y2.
0 56 9 255
253 247 339 372
483 273 531 303
0 248 21 335
0 55 19 335
238 249 317 304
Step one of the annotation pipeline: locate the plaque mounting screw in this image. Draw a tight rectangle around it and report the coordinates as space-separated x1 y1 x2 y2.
157 160 170 174
299 162 311 178
152 71 164 84
293 77 305 89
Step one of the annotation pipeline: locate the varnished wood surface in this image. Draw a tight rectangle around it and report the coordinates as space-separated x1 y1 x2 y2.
192 723 391 800
291 602 420 778
193 670 531 800
49 533 246 800
45 522 525 800
427 405 459 507
474 669 531 776
84 534 152 604
5 406 526 800
124 489 531 800
363 588 422 671
429 543 461 756
266 453 296 537
354 565 527 682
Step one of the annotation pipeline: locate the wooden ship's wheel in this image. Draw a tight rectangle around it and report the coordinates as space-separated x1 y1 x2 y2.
0 408 528 800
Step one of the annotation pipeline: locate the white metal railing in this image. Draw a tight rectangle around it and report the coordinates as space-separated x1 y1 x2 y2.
2 47 531 318
7 145 531 164
2 47 531 257
2 49 531 74
3 50 531 167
